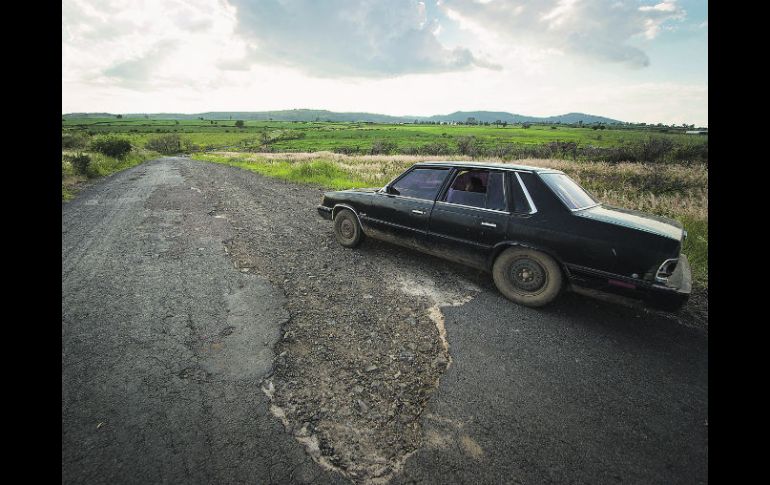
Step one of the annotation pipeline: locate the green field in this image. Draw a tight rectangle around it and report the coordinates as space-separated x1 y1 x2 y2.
62 117 708 164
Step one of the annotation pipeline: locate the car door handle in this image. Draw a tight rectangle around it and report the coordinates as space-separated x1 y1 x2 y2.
411 210 426 215
481 222 497 228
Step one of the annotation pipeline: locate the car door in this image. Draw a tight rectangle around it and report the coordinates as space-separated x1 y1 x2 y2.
362 167 451 249
427 169 510 267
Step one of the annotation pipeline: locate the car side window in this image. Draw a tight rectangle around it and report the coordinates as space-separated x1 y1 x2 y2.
443 169 507 211
390 168 449 200
509 173 532 214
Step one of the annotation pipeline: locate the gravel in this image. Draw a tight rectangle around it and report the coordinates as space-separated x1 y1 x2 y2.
175 157 485 482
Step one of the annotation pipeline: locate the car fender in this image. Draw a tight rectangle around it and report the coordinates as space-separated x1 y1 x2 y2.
487 240 570 276
332 203 364 228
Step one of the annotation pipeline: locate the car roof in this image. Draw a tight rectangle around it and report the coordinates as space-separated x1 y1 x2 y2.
412 161 563 173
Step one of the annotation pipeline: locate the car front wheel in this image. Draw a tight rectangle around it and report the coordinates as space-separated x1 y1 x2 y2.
492 247 563 307
333 208 363 248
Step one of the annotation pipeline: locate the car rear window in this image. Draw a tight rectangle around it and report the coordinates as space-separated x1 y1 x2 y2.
539 173 598 210
391 168 449 200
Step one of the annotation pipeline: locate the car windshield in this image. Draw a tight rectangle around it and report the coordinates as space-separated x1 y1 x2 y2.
540 173 598 210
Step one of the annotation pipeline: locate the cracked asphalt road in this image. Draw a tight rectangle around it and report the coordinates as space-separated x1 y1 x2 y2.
62 159 346 484
393 292 708 484
62 157 707 484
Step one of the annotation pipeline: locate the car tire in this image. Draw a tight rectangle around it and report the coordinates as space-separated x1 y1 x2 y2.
334 208 364 248
492 247 563 307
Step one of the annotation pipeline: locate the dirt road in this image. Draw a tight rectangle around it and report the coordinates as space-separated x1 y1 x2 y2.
62 157 708 484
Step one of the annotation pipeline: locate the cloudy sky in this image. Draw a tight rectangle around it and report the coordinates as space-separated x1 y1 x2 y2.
62 0 708 125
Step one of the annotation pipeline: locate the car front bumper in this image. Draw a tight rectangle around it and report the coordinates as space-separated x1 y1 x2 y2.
568 253 692 311
317 205 333 220
645 253 692 310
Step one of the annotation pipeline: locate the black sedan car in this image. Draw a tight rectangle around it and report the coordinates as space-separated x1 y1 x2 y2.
317 161 691 310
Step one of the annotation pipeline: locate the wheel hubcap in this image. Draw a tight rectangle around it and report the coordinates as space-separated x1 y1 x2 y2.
509 258 546 292
340 219 354 239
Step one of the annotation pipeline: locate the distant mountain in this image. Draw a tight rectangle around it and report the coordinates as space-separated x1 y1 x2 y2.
63 109 623 124
425 111 621 124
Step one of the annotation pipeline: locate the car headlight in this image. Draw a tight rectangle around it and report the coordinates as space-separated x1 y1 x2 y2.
655 258 679 283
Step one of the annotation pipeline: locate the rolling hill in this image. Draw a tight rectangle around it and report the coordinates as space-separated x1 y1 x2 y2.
63 109 623 124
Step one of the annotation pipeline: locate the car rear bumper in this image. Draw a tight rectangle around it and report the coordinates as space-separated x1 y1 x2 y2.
317 205 333 220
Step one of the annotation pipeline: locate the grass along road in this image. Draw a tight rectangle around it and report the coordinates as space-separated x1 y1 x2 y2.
62 147 159 201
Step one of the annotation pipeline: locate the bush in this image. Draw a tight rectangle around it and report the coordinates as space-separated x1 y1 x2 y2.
547 141 578 158
62 132 90 150
398 146 420 155
64 153 92 176
90 136 132 158
369 139 397 155
671 141 708 164
333 146 361 155
489 144 515 158
456 136 479 156
418 142 451 155
638 137 675 163
145 133 183 154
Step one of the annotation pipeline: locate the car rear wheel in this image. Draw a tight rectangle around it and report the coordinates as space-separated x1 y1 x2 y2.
334 208 363 248
492 247 563 307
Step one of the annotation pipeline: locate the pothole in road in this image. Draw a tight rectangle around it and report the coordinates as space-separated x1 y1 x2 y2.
255 257 480 484
394 273 480 358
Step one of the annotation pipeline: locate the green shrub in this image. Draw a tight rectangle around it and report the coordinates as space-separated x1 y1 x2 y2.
64 153 92 176
638 137 675 163
369 140 397 155
671 141 708 164
333 146 361 155
145 133 182 154
62 132 90 150
90 137 132 158
456 136 480 156
417 142 451 155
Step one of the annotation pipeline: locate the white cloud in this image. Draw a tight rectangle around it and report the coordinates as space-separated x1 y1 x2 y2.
226 0 497 77
102 40 178 87
61 0 707 126
63 0 244 90
439 0 686 67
